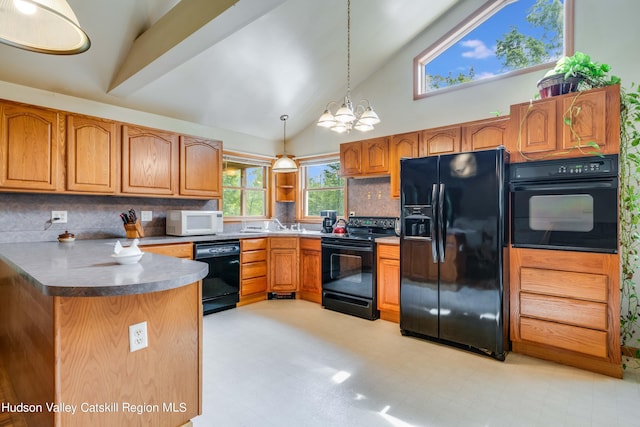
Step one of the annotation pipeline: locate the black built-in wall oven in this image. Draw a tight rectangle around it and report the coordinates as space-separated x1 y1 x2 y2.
510 155 618 253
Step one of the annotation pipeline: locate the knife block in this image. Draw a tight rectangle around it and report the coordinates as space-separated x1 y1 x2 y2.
124 220 144 238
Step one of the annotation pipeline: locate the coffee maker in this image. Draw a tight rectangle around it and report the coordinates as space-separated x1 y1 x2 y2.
320 210 337 233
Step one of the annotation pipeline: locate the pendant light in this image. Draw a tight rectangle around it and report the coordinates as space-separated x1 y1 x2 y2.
272 114 297 173
317 0 380 133
0 0 91 54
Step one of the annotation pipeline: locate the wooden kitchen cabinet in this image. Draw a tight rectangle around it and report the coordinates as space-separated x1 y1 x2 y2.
66 114 119 194
121 124 178 196
390 131 420 199
420 124 461 157
377 243 400 323
340 137 389 177
179 135 222 198
510 247 622 378
275 171 297 202
240 238 268 305
269 237 298 294
141 242 193 259
461 116 510 152
362 137 389 175
299 238 321 303
340 141 362 176
509 85 620 162
0 101 61 191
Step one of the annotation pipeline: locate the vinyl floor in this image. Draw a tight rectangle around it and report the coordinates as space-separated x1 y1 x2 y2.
192 299 640 427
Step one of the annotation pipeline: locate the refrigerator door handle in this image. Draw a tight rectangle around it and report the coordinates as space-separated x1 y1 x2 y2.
430 183 438 263
438 183 445 263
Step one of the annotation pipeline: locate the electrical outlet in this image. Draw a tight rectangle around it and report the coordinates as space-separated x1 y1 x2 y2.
349 211 355 217
141 211 152 222
51 210 67 223
129 321 148 352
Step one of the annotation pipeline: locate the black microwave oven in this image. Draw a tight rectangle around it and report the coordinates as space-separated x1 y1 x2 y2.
509 155 618 253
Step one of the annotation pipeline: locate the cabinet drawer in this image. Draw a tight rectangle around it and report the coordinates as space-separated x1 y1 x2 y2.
520 292 607 330
242 238 267 251
300 238 321 251
242 250 266 263
377 244 399 259
241 261 267 279
520 267 608 302
142 242 193 259
270 237 298 249
241 276 267 296
520 317 608 358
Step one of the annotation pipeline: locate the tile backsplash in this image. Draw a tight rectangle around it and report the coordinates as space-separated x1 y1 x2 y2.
0 193 218 243
347 177 399 218
0 177 397 243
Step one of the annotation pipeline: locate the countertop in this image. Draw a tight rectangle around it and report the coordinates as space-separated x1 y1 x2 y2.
119 230 324 246
0 240 208 297
375 236 400 245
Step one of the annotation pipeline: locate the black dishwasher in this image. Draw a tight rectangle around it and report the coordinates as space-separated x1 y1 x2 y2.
194 241 240 315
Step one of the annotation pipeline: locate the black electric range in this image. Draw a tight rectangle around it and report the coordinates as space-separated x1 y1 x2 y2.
321 216 398 320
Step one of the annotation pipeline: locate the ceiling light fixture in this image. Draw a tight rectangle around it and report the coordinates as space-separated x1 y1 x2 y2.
0 0 91 54
272 114 298 173
317 0 380 134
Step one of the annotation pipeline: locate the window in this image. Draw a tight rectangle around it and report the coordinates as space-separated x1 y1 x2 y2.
222 156 269 218
299 159 345 219
414 0 574 97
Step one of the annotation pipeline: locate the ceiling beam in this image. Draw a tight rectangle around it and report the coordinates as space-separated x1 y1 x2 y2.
108 0 285 96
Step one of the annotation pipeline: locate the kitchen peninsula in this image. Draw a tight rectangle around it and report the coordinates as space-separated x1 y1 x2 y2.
0 241 208 427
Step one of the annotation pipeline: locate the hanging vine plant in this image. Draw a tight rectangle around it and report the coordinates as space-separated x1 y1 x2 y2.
619 83 640 368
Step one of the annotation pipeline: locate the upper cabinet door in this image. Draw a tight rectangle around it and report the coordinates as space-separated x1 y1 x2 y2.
340 141 362 177
179 136 222 198
461 116 510 152
362 137 389 175
514 98 558 157
121 124 178 195
421 125 461 156
67 115 118 193
0 102 61 191
560 90 608 152
390 131 420 199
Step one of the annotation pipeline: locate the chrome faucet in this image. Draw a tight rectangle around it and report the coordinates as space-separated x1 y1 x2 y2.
271 217 287 230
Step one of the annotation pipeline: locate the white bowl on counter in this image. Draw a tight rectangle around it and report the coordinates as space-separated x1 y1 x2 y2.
111 252 144 265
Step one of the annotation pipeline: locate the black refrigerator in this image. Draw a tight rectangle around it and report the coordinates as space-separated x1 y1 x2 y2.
399 147 508 360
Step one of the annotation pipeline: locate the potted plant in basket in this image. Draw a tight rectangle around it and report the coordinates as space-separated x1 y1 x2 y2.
537 51 621 98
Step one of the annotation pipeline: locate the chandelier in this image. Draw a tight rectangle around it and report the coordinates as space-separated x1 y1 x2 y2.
317 0 380 134
0 0 90 54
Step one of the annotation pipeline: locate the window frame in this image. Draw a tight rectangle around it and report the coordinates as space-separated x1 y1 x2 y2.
413 0 574 100
296 154 347 223
222 151 272 221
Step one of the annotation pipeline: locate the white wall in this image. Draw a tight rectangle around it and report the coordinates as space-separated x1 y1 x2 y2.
0 80 279 157
288 0 640 157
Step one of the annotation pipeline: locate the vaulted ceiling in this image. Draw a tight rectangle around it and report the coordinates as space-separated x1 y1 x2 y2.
0 0 460 141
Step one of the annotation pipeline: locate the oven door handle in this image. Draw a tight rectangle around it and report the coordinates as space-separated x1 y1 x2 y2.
511 180 617 192
321 243 373 252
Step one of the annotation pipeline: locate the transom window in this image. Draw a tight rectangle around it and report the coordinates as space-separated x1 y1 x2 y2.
299 160 345 219
414 0 573 98
222 156 269 218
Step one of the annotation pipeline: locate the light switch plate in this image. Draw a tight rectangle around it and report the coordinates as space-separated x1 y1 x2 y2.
141 211 152 222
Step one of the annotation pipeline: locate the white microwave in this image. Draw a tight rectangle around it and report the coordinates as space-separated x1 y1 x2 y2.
166 210 223 236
